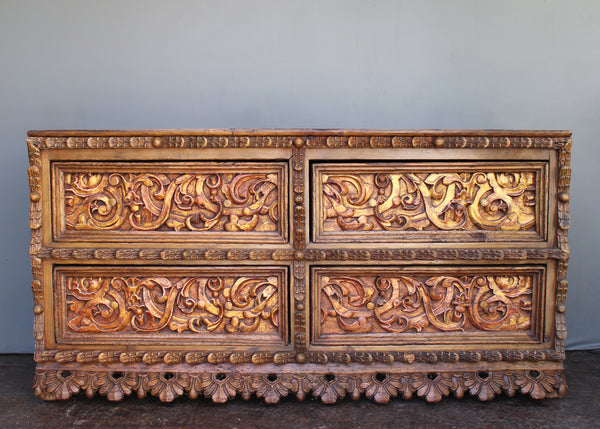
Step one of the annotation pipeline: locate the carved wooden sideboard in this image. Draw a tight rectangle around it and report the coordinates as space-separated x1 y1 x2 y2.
27 129 571 403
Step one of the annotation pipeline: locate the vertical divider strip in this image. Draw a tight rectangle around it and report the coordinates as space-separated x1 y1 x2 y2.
291 142 307 362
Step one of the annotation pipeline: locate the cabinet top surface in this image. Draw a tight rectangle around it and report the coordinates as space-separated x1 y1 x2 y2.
27 128 572 137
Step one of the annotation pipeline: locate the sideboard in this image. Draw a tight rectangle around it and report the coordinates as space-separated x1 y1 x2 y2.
27 129 571 403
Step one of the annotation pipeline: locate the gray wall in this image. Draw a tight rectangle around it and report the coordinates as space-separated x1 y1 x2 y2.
1 0 598 352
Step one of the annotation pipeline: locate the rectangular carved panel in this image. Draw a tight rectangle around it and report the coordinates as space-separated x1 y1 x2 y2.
53 162 287 243
312 266 544 346
313 162 547 242
54 266 288 346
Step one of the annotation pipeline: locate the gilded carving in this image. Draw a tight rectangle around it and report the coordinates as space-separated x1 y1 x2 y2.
317 269 535 336
56 163 286 240
317 164 541 237
59 269 283 338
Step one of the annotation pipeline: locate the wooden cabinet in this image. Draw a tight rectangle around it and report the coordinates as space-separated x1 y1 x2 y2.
27 129 571 403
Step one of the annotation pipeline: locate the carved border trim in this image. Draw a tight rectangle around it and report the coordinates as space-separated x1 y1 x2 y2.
34 348 563 365
554 138 572 357
306 135 569 150
35 247 565 262
38 350 295 365
37 247 295 261
27 135 570 150
27 139 45 357
33 368 566 403
305 349 564 364
304 248 565 261
292 143 307 360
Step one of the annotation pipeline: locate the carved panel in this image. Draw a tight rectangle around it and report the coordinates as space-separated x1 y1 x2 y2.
312 266 544 345
313 162 546 242
54 266 287 345
53 162 287 243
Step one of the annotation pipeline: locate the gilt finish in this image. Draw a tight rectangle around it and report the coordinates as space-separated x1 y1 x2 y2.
27 129 571 403
315 266 541 340
54 162 286 242
315 163 545 242
56 266 286 344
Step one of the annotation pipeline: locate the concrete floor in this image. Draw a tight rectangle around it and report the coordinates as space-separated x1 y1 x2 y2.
0 351 598 429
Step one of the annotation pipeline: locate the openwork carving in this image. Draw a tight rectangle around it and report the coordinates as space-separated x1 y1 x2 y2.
55 162 286 241
315 163 544 241
316 267 539 337
33 369 567 403
57 267 285 340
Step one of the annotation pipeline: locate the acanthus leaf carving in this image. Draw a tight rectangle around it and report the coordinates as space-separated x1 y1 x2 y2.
61 166 283 238
319 270 534 335
61 269 282 338
319 166 540 236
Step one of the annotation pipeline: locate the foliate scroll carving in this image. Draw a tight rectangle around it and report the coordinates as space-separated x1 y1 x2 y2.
316 267 538 337
33 369 567 403
56 163 286 241
316 163 543 239
57 267 285 340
